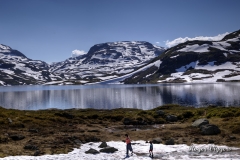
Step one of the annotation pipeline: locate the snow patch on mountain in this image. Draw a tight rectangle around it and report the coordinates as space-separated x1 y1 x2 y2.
158 61 240 83
178 44 210 52
176 61 197 72
196 61 240 71
100 60 162 84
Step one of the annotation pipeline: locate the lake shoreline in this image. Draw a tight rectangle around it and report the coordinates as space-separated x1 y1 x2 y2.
0 104 240 157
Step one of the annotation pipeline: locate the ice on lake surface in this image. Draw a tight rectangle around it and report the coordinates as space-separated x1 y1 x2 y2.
1 83 240 110
1 141 240 160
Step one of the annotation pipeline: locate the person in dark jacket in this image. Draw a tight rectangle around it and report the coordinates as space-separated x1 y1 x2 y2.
149 141 153 158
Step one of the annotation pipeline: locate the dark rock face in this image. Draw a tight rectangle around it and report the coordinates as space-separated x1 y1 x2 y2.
192 119 209 127
99 147 118 153
99 142 107 148
85 148 100 154
200 124 221 135
166 115 178 122
158 52 199 75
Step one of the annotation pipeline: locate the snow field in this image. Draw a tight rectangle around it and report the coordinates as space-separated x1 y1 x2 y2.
1 141 239 160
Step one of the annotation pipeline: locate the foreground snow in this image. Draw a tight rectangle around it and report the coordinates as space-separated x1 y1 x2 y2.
1 141 240 160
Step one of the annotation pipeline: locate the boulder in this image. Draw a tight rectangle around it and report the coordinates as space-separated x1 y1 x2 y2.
10 135 25 141
229 135 236 140
156 110 165 116
123 118 132 125
192 119 209 127
28 129 38 133
100 147 118 153
99 142 107 148
34 150 40 156
74 139 82 145
152 137 162 144
85 148 99 154
208 139 215 144
137 120 147 125
24 145 38 150
165 138 175 145
166 115 178 122
200 124 221 135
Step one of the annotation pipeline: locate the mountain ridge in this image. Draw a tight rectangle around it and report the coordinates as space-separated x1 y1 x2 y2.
0 41 165 86
123 29 240 84
1 29 240 86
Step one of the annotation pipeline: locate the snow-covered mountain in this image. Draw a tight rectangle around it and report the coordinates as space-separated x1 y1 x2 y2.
123 29 240 84
1 29 240 86
0 41 164 86
49 41 165 84
0 44 61 86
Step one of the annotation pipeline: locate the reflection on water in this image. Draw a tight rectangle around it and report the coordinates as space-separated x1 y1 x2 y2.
0 83 240 110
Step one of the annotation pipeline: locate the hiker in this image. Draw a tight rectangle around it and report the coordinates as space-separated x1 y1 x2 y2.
149 141 153 158
125 134 133 157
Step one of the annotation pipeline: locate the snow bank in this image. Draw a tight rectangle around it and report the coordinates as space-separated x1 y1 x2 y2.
1 141 239 160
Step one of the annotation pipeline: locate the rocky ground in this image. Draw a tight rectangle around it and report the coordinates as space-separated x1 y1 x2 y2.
0 104 239 158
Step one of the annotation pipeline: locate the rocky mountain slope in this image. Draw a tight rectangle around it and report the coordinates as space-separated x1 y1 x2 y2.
123 29 240 84
0 42 164 86
0 44 61 86
1 29 240 86
49 41 164 84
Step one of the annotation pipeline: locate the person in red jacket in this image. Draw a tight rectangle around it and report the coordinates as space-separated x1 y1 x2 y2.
125 134 133 157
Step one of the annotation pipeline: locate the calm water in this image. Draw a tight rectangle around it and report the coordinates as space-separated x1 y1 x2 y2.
0 83 240 110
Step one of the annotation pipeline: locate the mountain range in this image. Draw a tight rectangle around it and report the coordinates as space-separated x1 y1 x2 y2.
123 29 240 84
0 29 239 86
0 41 164 85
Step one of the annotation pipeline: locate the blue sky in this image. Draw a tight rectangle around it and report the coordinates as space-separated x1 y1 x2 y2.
0 0 240 63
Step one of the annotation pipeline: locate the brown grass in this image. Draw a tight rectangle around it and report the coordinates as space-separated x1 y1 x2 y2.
0 104 240 157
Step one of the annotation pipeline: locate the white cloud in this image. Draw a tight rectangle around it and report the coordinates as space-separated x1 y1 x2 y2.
155 42 160 44
165 32 229 48
71 50 87 57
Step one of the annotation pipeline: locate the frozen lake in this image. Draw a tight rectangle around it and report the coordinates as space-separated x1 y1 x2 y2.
0 83 240 110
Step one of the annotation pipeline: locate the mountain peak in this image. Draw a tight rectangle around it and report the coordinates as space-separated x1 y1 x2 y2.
221 29 240 41
0 44 11 50
50 41 165 83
